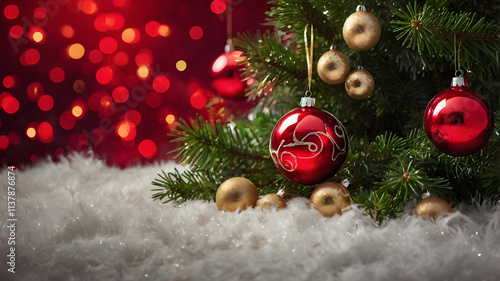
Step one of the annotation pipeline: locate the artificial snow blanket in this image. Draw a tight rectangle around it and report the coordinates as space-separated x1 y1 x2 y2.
1 154 500 281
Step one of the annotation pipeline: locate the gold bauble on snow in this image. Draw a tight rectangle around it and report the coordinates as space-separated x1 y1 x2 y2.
256 193 287 211
413 196 453 220
317 49 351 84
345 67 374 100
342 5 381 50
310 182 351 217
216 177 259 212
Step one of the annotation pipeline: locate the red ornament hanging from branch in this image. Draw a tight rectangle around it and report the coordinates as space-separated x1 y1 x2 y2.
424 74 494 156
210 49 248 100
209 0 248 100
269 24 348 185
270 96 349 185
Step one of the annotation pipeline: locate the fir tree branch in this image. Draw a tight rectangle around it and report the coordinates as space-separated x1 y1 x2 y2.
392 1 500 73
264 0 344 42
152 168 220 203
153 114 287 204
169 115 270 170
234 30 306 101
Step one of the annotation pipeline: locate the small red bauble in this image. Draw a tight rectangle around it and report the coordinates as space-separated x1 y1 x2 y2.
210 50 247 100
424 77 494 156
270 97 349 185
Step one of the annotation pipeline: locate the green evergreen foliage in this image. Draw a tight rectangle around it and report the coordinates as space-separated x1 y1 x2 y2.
152 0 500 222
392 1 500 74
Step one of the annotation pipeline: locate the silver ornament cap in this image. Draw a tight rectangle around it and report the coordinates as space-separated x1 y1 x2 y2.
300 97 316 107
451 77 466 87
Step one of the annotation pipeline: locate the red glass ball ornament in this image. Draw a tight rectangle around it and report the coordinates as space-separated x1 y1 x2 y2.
210 50 247 100
424 77 494 156
270 97 349 185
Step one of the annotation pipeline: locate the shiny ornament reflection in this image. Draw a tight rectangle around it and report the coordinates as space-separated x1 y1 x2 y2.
424 77 494 156
210 50 247 100
270 97 348 185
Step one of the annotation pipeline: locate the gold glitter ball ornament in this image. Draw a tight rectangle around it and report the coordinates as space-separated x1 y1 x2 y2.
345 68 374 100
342 6 381 51
216 177 259 212
317 49 351 84
413 196 453 220
256 193 287 211
310 182 351 217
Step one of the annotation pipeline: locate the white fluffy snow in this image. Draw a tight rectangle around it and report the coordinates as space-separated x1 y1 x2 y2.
1 154 499 281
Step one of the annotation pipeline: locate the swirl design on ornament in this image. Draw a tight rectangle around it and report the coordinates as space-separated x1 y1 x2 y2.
270 123 347 172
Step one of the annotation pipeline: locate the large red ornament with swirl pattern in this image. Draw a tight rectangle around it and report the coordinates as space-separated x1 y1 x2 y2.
270 97 349 185
424 76 494 157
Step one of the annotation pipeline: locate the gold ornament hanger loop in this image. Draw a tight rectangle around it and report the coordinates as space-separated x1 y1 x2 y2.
453 32 462 73
304 24 314 96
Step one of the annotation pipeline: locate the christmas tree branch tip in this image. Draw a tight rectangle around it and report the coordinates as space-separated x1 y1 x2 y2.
167 115 270 170
392 1 500 71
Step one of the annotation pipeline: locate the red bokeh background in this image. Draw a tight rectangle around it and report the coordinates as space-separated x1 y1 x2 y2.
0 0 270 168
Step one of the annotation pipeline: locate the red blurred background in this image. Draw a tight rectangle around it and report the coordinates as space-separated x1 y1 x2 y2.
0 0 270 168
